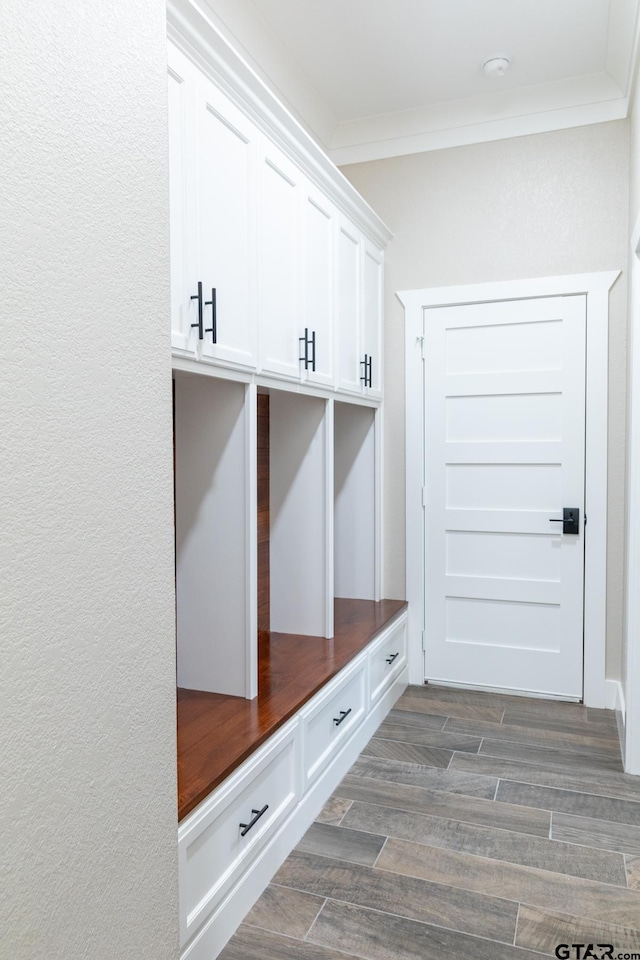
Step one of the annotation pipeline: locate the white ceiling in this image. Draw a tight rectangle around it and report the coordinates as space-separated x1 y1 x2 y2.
199 0 640 164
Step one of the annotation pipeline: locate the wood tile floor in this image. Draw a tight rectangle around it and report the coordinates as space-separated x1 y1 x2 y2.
219 684 640 960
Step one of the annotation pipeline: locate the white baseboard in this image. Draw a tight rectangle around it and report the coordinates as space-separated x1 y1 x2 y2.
605 678 626 766
605 678 625 714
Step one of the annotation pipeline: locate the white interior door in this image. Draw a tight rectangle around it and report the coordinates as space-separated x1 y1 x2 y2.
424 295 586 699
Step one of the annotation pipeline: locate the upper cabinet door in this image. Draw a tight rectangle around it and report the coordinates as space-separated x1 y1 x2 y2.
168 43 198 356
257 141 302 381
301 184 335 388
195 74 257 369
362 239 384 398
336 219 362 395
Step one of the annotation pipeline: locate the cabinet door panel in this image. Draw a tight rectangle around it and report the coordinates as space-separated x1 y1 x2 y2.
302 186 334 387
336 221 362 394
196 78 257 368
168 43 197 355
258 144 301 380
362 240 383 398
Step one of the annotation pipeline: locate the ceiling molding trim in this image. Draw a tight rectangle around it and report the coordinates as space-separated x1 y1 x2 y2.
607 0 640 96
167 0 393 247
332 96 629 167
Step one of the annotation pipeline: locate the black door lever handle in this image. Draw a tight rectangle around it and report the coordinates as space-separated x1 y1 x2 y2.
549 508 579 535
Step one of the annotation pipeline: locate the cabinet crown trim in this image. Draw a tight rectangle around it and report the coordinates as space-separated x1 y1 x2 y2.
167 0 393 249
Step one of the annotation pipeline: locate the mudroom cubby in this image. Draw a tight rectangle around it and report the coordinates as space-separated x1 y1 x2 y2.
174 372 256 699
263 387 332 639
334 400 380 602
168 2 401 955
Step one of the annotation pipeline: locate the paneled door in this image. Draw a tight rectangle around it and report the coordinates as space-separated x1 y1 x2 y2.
423 295 586 698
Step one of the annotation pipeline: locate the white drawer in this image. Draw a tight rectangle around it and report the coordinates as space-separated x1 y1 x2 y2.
302 658 366 786
368 616 407 705
178 720 299 946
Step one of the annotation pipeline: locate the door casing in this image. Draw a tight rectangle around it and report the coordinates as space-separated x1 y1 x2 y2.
400 271 620 708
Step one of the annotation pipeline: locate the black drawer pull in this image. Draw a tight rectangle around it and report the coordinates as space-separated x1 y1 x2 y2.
333 708 352 727
385 652 399 665
239 804 269 837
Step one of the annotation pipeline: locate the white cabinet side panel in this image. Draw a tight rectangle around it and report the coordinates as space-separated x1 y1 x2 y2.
270 391 328 636
334 403 376 600
168 43 196 354
175 376 248 695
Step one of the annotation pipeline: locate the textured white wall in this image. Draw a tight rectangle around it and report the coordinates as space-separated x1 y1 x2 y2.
343 121 629 679
0 2 179 958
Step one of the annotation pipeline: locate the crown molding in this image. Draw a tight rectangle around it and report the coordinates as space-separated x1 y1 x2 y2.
167 0 393 247
331 73 628 166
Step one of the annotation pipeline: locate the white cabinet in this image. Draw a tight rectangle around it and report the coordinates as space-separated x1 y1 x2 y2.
368 618 407 705
301 658 366 786
362 239 384 398
168 45 258 368
336 218 362 394
168 39 388 396
301 184 335 388
195 73 257 369
178 720 298 946
178 610 408 960
335 223 384 398
257 143 302 380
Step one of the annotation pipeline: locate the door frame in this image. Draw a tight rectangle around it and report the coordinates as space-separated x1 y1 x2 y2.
625 221 640 774
400 271 620 708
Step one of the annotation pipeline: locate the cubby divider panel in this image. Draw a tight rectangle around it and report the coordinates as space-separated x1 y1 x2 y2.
269 390 331 637
175 374 255 697
334 402 377 601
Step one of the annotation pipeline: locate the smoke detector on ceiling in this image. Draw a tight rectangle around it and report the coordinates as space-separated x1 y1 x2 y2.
483 56 511 78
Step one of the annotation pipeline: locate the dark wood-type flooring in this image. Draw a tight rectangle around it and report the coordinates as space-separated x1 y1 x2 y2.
178 598 407 820
220 683 640 960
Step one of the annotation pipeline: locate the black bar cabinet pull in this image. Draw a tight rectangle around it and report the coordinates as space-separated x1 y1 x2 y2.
204 288 217 343
239 804 269 837
386 652 399 665
299 328 310 368
333 708 352 727
360 355 372 387
299 328 317 371
190 281 204 340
